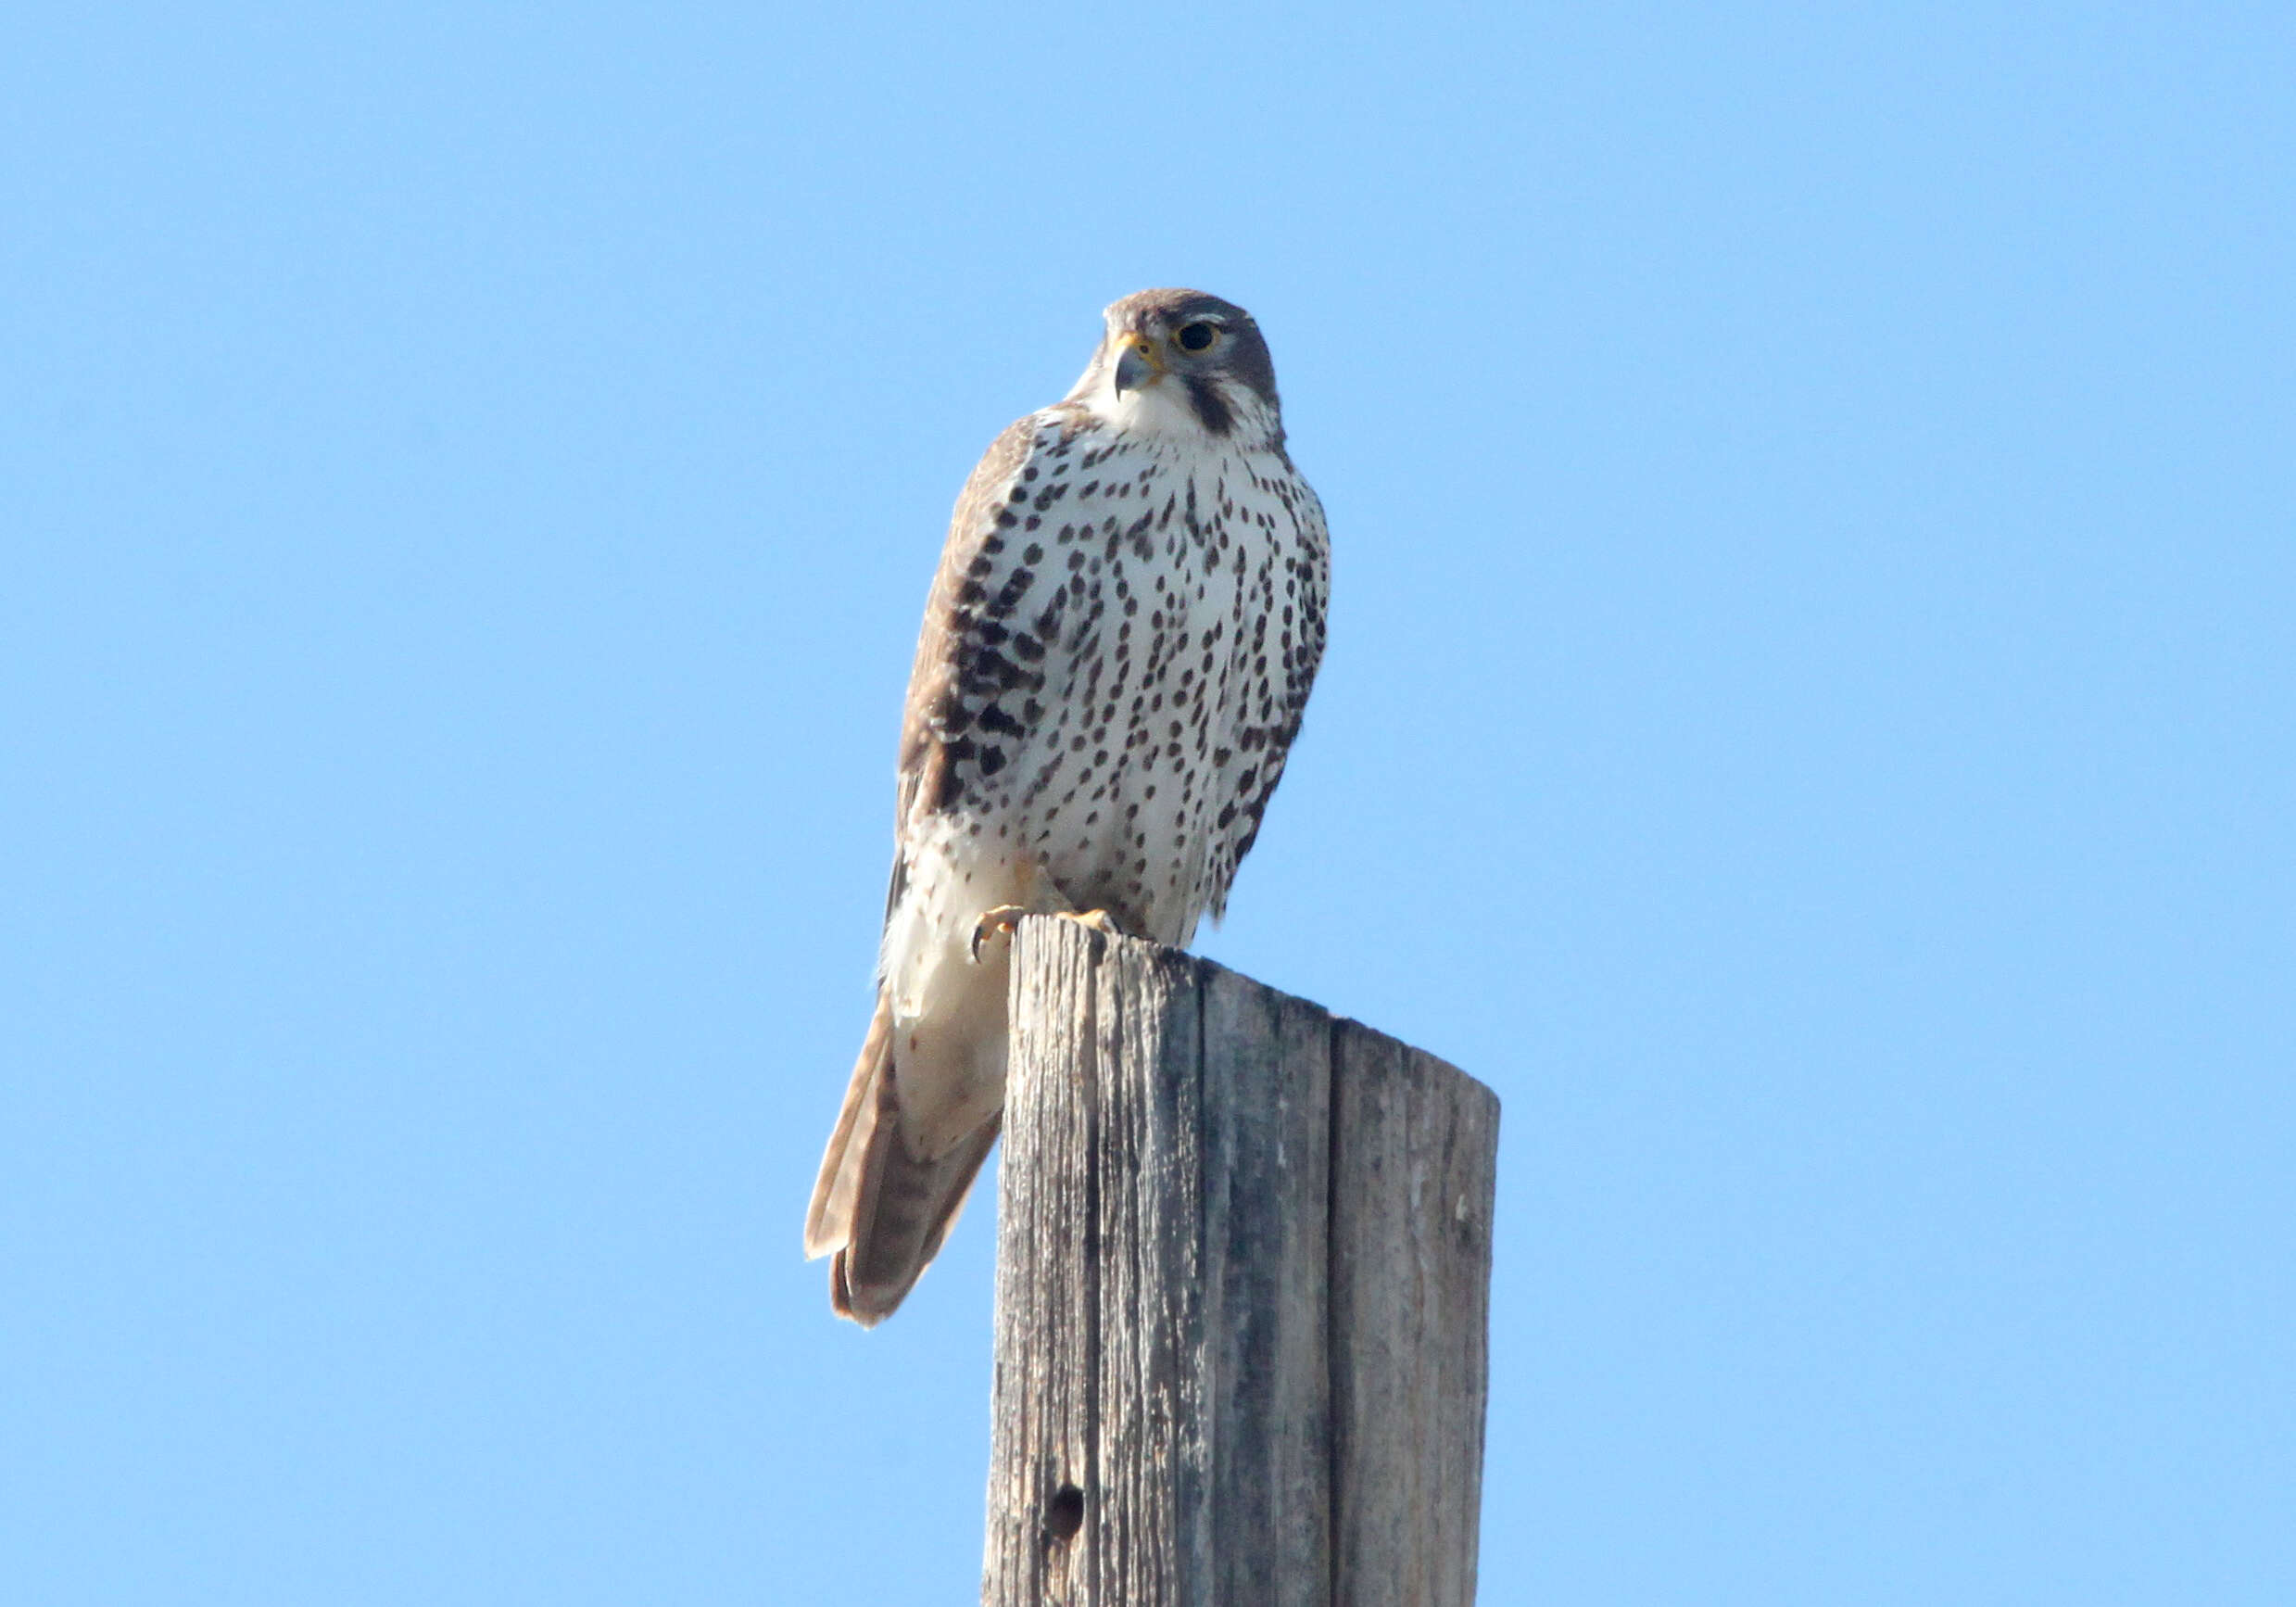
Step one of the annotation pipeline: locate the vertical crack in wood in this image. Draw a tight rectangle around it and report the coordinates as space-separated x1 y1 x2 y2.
1324 1015 1345 1607
1074 930 1103 1600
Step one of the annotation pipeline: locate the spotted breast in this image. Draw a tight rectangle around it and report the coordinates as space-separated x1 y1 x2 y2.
806 289 1329 1324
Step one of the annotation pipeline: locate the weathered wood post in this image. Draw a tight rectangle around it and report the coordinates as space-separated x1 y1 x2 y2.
984 917 1501 1606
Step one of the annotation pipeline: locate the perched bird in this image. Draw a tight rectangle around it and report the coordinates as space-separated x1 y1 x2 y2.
804 289 1330 1324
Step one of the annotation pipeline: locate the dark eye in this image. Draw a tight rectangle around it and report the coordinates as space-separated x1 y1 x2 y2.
1175 322 1219 353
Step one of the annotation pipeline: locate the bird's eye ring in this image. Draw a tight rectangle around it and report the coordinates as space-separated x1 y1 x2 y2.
1174 322 1220 353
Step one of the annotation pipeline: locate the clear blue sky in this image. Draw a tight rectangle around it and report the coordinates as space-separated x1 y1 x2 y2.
6 5 2290 1601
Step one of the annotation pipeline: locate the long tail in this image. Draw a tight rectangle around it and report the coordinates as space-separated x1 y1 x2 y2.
804 993 999 1325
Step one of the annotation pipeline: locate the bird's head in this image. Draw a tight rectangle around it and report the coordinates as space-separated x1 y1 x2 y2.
1069 288 1283 448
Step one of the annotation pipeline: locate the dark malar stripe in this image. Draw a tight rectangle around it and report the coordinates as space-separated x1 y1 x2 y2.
1183 376 1234 436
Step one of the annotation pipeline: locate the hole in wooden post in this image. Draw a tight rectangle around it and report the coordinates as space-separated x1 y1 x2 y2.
1043 1482 1085 1544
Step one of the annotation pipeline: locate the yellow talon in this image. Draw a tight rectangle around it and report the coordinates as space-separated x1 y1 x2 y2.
969 905 1120 962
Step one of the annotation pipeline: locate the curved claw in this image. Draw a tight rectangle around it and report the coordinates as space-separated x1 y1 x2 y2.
968 905 1122 963
968 905 1028 964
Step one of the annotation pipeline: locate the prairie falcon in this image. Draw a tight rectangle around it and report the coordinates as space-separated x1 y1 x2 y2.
804 289 1330 1323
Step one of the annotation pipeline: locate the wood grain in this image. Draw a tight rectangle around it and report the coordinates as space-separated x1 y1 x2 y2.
984 919 1498 1607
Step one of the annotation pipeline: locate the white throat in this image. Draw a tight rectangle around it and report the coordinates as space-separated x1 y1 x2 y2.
1086 374 1211 438
1076 372 1280 452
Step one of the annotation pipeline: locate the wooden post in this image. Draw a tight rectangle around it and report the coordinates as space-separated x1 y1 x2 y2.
984 918 1501 1607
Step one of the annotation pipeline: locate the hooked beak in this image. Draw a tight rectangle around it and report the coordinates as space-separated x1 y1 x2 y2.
1112 333 1166 397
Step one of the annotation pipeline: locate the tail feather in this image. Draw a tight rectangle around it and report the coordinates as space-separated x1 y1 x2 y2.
805 993 999 1326
803 999 891 1259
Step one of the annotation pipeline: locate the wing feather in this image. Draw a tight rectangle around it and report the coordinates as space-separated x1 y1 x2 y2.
881 414 1044 924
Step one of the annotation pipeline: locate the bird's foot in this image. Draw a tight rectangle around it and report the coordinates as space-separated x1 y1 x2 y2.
968 905 1029 964
968 905 1121 963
